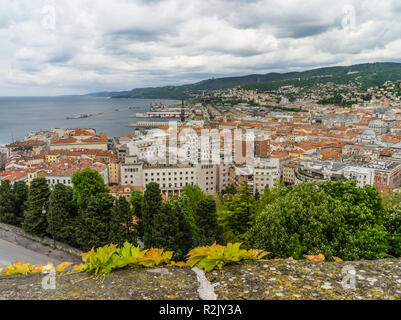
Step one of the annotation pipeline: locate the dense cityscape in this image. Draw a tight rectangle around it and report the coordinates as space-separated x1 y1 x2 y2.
2 0 401 308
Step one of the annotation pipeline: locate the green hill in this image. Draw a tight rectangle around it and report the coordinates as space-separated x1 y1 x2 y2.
87 62 401 99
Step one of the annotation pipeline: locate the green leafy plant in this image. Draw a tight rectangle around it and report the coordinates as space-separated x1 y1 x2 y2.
186 242 269 272
0 261 74 276
80 242 174 277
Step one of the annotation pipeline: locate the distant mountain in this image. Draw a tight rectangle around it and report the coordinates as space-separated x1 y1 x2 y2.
87 62 401 99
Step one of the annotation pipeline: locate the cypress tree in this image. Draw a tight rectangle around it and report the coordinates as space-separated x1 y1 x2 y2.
0 180 16 225
130 190 144 240
46 184 77 247
142 183 162 248
152 200 193 261
75 193 114 251
195 198 224 246
22 178 50 237
109 196 135 246
12 181 28 227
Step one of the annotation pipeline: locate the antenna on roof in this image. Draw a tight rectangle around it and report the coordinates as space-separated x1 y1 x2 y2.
180 99 185 123
10 131 14 143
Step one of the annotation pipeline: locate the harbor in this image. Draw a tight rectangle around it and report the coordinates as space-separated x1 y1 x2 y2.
66 106 137 120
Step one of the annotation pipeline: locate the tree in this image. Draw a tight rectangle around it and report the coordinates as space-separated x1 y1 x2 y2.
152 199 193 261
178 185 206 243
46 184 77 246
22 178 50 237
195 198 224 246
110 196 135 246
12 181 28 227
75 193 114 251
254 188 261 201
247 180 391 260
71 168 109 207
130 190 144 239
142 183 163 248
218 181 257 242
221 184 237 195
0 180 16 225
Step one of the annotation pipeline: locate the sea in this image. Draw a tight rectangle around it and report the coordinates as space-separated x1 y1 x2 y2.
0 96 177 145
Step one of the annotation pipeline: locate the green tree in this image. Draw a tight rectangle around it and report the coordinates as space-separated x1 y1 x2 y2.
221 184 237 195
218 181 256 242
75 193 114 251
152 199 193 261
130 190 144 239
247 180 391 260
383 203 401 257
178 185 206 243
22 178 50 237
46 184 77 246
71 168 109 207
195 198 224 246
12 181 28 227
142 183 163 248
0 180 16 225
109 196 135 246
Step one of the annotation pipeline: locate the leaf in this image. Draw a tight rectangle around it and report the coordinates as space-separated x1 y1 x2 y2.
303 254 325 262
333 256 343 262
56 262 74 272
71 263 84 272
169 261 187 267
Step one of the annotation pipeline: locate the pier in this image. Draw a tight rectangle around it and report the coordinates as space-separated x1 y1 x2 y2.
127 121 184 128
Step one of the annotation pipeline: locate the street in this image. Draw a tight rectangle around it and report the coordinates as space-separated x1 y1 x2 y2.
0 238 62 269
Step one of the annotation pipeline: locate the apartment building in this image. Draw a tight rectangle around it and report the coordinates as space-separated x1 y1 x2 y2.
253 158 281 194
121 155 219 196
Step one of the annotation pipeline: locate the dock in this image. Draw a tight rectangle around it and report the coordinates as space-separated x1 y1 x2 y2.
127 121 184 128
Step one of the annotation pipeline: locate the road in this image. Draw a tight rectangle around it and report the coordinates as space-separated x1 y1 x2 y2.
0 238 62 268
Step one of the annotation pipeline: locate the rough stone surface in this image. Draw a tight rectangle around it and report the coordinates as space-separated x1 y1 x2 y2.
1 259 401 300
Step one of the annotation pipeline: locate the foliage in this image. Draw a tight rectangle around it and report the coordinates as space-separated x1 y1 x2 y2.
109 196 136 246
142 183 163 248
0 181 28 227
195 198 224 246
46 184 77 246
0 180 16 225
130 190 144 239
186 242 269 272
151 199 193 261
22 178 50 237
75 193 114 251
0 261 74 276
80 242 173 276
178 185 207 242
71 168 109 207
221 184 237 195
383 203 401 257
218 181 257 242
247 180 391 261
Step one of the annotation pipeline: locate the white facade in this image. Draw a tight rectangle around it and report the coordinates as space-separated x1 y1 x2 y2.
342 166 374 188
253 159 281 193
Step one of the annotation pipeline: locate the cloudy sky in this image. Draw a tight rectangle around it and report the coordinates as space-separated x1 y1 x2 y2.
1 0 401 96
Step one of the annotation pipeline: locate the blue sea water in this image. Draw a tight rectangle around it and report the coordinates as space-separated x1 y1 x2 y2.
0 96 176 145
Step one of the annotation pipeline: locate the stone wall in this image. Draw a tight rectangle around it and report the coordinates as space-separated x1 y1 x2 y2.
1 259 400 300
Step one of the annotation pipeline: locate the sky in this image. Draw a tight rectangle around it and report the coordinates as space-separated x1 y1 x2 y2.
1 0 401 96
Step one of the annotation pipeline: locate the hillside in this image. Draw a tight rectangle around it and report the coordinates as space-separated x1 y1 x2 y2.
87 62 401 99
